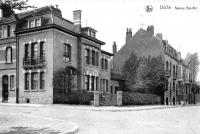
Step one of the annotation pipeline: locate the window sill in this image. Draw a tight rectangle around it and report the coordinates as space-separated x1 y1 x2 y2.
63 60 72 63
0 36 15 40
84 64 99 68
5 62 13 64
24 89 46 92
10 88 15 91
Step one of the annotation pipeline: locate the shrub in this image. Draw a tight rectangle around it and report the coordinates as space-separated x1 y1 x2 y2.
123 92 161 105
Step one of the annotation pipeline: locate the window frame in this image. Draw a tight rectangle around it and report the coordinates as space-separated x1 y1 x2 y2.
5 47 12 63
10 75 15 91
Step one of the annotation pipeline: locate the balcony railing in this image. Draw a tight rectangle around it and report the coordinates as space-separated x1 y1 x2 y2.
23 56 45 69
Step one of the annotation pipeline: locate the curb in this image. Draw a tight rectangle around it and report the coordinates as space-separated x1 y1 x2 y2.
61 122 79 134
91 105 181 112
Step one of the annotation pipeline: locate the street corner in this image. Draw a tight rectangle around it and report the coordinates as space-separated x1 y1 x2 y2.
0 113 79 134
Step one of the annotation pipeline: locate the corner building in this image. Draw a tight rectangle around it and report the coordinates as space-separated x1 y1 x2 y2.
0 5 112 104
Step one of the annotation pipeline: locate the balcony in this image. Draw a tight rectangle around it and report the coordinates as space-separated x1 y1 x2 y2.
23 56 45 69
165 70 171 77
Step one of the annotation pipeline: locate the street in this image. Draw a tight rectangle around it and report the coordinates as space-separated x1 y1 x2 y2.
0 104 200 134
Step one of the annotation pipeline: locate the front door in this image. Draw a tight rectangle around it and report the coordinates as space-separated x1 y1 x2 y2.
2 75 8 102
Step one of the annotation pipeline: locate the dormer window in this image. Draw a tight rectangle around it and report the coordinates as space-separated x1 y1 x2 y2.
28 18 41 28
36 19 41 27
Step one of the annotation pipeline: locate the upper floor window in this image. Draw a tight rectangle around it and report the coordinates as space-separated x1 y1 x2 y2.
63 43 71 62
85 48 90 64
101 58 108 70
36 19 41 27
40 72 45 89
5 47 12 63
92 50 95 66
32 43 38 58
166 61 169 71
28 18 41 28
40 42 45 59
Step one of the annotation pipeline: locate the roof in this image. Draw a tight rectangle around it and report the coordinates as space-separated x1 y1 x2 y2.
101 50 113 56
112 27 164 75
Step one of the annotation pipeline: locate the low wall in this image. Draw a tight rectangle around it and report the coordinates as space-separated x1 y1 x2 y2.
195 94 200 104
123 92 161 105
99 93 117 106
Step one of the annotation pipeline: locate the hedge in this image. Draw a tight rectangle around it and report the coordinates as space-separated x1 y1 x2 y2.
123 92 161 105
54 90 94 105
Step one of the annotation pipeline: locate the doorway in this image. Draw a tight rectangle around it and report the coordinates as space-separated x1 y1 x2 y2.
166 97 168 105
2 75 8 102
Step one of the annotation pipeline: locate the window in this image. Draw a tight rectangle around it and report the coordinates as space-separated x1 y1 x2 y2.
29 20 35 28
10 25 15 37
106 80 108 92
31 72 38 90
95 52 99 66
2 25 7 38
85 48 90 64
32 43 38 59
25 73 29 90
105 59 108 70
91 76 95 91
7 25 10 37
92 50 95 65
40 72 45 89
6 47 12 63
36 19 41 27
63 43 71 62
166 61 169 71
10 75 14 90
84 75 89 90
40 42 45 59
96 77 98 91
101 58 104 69
25 44 29 60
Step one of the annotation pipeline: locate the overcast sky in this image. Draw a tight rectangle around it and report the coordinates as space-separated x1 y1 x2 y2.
27 0 200 80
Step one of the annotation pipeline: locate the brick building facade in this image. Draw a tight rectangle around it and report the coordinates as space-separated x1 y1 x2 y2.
111 25 194 105
0 5 113 104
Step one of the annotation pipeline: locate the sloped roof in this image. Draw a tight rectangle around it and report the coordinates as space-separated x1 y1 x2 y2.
112 28 164 75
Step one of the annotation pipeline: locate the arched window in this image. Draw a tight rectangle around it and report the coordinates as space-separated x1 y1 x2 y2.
63 43 71 62
166 61 169 71
5 47 12 63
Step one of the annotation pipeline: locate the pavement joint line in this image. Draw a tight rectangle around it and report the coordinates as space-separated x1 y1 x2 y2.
0 111 79 134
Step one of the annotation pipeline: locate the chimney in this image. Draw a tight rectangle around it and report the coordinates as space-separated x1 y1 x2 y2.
113 41 117 55
156 33 163 40
126 28 132 43
147 25 154 36
73 10 81 32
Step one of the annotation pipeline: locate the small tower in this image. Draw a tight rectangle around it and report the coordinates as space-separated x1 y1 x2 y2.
126 28 132 43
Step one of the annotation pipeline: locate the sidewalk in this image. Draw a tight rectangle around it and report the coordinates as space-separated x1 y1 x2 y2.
0 102 199 112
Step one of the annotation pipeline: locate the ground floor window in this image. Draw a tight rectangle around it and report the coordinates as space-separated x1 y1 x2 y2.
40 72 45 89
84 75 89 90
31 72 38 90
25 73 29 90
10 75 15 90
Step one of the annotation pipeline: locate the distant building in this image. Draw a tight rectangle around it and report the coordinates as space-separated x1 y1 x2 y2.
0 5 113 104
111 25 194 105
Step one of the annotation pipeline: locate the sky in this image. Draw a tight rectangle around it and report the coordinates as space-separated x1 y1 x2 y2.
26 0 200 80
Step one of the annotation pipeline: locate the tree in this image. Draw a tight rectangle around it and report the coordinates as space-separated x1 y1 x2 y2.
185 52 199 104
0 0 35 11
185 52 199 82
122 52 141 92
122 53 167 97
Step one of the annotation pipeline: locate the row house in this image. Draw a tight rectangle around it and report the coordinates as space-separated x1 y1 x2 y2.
0 5 113 104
